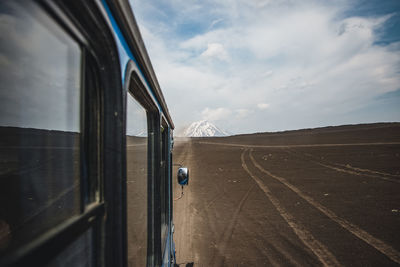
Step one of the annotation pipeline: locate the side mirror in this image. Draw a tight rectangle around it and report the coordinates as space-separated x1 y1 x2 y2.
177 167 189 186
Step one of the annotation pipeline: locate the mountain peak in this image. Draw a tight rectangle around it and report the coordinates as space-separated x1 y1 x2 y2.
183 120 228 137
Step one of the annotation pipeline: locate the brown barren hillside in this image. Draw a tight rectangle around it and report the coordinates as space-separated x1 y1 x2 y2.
192 122 400 146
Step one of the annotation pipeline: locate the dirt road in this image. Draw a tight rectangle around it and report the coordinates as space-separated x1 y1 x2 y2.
172 124 400 266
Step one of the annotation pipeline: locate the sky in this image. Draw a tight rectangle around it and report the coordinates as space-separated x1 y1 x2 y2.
129 0 400 134
0 1 81 132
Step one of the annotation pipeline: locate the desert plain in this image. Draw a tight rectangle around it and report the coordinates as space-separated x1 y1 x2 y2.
173 123 400 266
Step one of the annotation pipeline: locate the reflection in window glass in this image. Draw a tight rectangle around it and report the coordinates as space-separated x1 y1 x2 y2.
46 228 94 267
126 94 148 266
0 1 81 251
160 126 169 253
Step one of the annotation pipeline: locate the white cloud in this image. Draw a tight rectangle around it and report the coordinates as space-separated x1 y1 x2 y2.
201 107 232 121
257 103 270 110
262 70 273 77
235 109 252 119
201 43 229 61
130 0 400 133
209 18 224 29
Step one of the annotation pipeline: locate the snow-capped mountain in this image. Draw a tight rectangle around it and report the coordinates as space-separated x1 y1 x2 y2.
183 120 229 137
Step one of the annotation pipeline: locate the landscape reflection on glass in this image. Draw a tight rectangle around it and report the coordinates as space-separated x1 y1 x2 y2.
45 229 94 267
126 94 148 267
0 0 81 252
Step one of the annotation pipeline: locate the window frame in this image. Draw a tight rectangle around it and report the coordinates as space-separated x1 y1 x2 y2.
0 0 175 266
124 61 168 267
0 0 123 266
160 116 171 256
125 84 150 267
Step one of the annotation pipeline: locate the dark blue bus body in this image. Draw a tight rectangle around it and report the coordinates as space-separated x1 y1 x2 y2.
0 0 176 266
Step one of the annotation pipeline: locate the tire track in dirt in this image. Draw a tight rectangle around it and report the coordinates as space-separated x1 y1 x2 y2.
174 141 228 265
335 164 400 178
249 149 400 265
191 192 222 257
173 140 190 167
173 140 195 264
198 141 400 148
242 149 342 267
235 216 321 266
198 140 400 182
286 149 400 184
315 161 400 184
208 182 255 266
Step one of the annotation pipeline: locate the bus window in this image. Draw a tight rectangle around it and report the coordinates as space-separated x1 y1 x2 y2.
126 93 148 266
160 124 169 254
45 228 95 267
0 0 81 252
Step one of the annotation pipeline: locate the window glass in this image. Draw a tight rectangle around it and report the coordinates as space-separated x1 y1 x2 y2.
45 228 94 267
126 94 148 266
160 126 169 253
0 0 81 251
83 55 101 205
